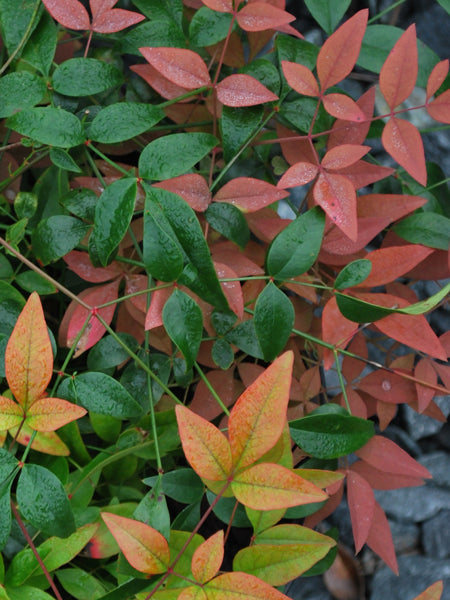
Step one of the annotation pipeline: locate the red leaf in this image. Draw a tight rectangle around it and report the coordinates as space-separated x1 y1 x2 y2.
124 274 148 315
379 24 417 109
414 358 438 413
41 0 90 30
327 87 375 149
236 2 295 32
347 469 375 553
322 94 366 122
202 0 233 12
63 250 122 283
357 369 416 405
350 460 425 490
211 241 264 276
427 89 450 124
190 369 235 422
355 245 433 288
314 172 357 241
139 47 211 89
191 530 224 584
131 64 193 101
145 285 172 330
316 9 368 91
321 145 370 171
356 193 427 221
322 297 358 370
26 398 87 431
321 216 390 256
277 162 319 188
58 280 120 357
355 435 431 479
216 74 278 107
214 262 244 319
366 501 398 574
153 175 211 212
341 388 367 419
281 61 319 97
382 117 427 185
304 479 344 529
426 59 449 100
338 160 395 190
276 123 317 165
376 400 397 431
342 334 367 382
214 177 288 212
91 4 145 34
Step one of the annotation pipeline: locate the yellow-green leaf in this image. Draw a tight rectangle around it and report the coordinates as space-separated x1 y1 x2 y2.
8 421 69 456
191 530 224 584
0 396 23 430
205 571 291 599
26 398 87 431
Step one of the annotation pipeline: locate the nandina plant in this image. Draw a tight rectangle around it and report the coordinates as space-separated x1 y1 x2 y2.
0 0 449 598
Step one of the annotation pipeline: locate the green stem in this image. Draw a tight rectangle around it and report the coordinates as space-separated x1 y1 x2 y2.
368 0 407 24
87 143 134 177
334 349 350 413
158 86 210 108
194 362 230 417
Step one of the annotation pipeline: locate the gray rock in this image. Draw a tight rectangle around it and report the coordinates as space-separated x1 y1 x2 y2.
389 519 420 554
370 555 450 600
375 483 450 522
403 398 450 441
286 575 332 600
422 510 450 559
420 452 450 489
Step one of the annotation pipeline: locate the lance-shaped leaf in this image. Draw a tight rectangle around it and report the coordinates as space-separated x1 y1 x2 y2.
236 3 295 32
163 289 203 370
176 404 232 482
233 524 336 585
90 0 145 34
191 530 224 584
322 144 370 170
216 74 278 107
8 422 69 456
314 172 357 241
254 282 294 361
277 162 319 188
5 292 53 411
101 513 170 575
154 174 211 212
347 469 375 553
63 250 122 283
305 0 352 35
214 177 289 213
414 581 444 600
426 59 449 100
379 24 417 109
427 89 450 124
415 358 437 413
322 94 366 121
41 0 90 30
322 296 358 369
17 464 76 538
7 107 85 148
350 461 424 490
0 396 23 430
281 61 319 96
31 216 90 265
202 0 233 12
25 398 87 432
139 47 211 89
317 10 368 90
90 103 163 144
382 117 426 186
366 500 398 574
228 352 293 469
232 463 327 510
206 571 291 600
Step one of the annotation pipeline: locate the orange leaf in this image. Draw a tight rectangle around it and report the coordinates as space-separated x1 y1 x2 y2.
322 297 358 370
178 587 207 600
366 501 398 574
350 460 425 490
25 397 87 432
382 117 426 185
321 144 370 170
0 395 23 430
322 94 366 122
232 463 327 510
314 172 357 241
281 61 319 96
175 404 232 481
206 571 291 600
191 530 224 584
101 513 170 575
379 24 417 109
355 435 431 479
9 421 69 456
236 2 295 32
327 86 375 148
139 47 211 89
63 250 122 283
214 177 289 212
228 351 293 469
316 9 368 91
153 174 211 212
427 89 450 124
413 581 444 600
277 162 319 188
347 469 375 553
216 74 278 107
5 292 53 411
426 59 449 100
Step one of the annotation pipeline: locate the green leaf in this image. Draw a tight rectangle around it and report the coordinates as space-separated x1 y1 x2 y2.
436 0 450 14
120 20 185 55
290 408 374 459
276 35 319 71
52 58 124 96
58 373 143 419
15 270 57 295
225 319 264 359
0 0 41 56
212 338 234 370
279 97 332 134
205 202 250 249
90 103 163 144
189 6 233 46
57 568 107 600
254 282 294 361
266 207 325 279
358 25 440 87
0 480 13 550
304 0 351 34
31 216 90 264
0 254 14 279
16 464 76 538
0 72 46 118
49 148 82 173
92 178 137 266
143 468 204 504
162 288 203 370
206 491 251 528
131 0 183 24
60 188 97 221
87 333 139 371
139 133 218 180
21 11 57 75
334 259 372 290
240 59 281 95
134 477 170 540
143 185 184 281
152 187 229 309
221 106 263 163
7 107 85 148
393 213 450 250
14 191 37 220
5 586 55 600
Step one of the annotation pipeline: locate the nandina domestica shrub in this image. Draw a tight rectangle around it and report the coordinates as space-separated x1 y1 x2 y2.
0 0 449 598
